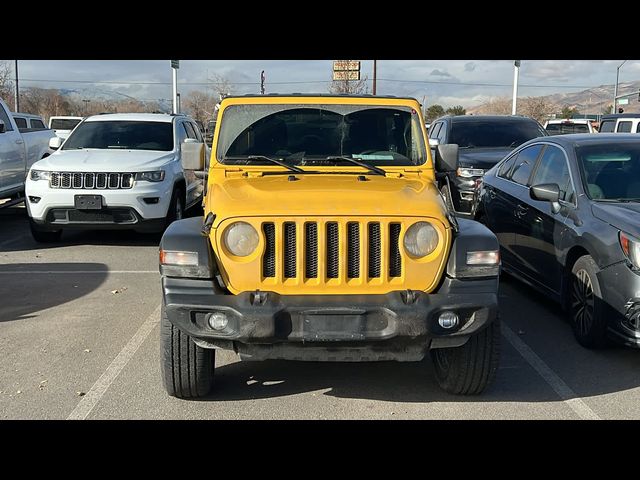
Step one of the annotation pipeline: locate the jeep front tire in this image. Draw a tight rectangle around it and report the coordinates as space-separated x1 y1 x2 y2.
161 304 215 398
430 318 500 395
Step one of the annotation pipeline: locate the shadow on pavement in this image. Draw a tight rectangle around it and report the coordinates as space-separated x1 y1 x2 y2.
0 263 108 322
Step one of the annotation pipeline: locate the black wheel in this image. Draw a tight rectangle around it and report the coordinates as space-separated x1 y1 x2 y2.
165 187 184 228
29 218 62 243
440 184 455 213
431 318 500 395
569 255 608 348
160 304 215 398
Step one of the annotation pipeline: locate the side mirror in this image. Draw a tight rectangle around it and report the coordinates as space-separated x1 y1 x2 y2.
181 141 205 170
435 143 459 172
49 136 63 150
183 138 199 144
0 120 5 134
530 183 561 214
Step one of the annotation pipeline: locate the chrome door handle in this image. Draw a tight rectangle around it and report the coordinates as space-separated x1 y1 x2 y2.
15 139 24 144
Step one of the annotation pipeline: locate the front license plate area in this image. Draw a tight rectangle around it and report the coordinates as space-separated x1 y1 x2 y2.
74 195 103 210
302 314 366 341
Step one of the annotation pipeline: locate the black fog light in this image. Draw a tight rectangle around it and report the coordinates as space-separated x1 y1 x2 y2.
143 197 160 204
28 196 41 203
438 311 459 329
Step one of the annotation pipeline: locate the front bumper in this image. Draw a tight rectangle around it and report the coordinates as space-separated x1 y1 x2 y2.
25 177 173 222
162 276 498 361
450 174 482 214
598 261 640 347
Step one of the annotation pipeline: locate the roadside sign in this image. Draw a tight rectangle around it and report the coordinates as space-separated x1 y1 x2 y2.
333 70 360 81
618 98 629 105
333 60 360 71
171 60 180 69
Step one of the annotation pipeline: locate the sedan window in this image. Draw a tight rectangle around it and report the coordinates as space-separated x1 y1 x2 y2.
510 144 543 185
531 145 574 203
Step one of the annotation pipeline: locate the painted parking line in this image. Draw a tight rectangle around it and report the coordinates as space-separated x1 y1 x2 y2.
0 270 158 274
502 324 601 420
67 304 162 420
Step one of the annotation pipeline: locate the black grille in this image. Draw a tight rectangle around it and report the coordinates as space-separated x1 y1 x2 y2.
49 208 136 224
389 223 402 277
305 223 318 278
368 223 381 278
347 222 360 278
284 222 296 278
263 223 275 277
326 222 339 278
48 171 134 189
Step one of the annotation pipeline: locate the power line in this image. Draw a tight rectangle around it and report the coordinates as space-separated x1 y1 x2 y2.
17 77 609 90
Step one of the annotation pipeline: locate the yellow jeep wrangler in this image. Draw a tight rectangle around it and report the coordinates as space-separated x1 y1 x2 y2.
159 94 501 397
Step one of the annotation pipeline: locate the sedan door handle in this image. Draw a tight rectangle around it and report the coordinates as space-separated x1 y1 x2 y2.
15 139 24 145
515 204 528 218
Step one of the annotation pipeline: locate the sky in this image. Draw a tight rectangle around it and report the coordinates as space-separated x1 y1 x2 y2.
6 60 639 108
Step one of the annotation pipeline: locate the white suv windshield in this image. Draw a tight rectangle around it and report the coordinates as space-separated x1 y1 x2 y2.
62 121 174 151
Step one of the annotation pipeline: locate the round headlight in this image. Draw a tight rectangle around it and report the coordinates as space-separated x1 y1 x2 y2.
404 222 438 258
223 222 259 257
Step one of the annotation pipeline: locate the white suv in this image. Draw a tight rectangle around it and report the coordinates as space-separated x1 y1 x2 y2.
26 113 208 242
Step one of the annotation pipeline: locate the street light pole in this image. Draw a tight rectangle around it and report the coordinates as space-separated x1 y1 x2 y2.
613 60 628 114
512 60 520 115
372 60 377 95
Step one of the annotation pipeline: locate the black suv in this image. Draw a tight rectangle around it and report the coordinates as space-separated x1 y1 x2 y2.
428 115 547 214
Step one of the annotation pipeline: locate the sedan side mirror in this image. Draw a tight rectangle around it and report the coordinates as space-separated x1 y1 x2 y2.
0 120 5 134
49 136 63 150
530 183 561 214
435 143 459 172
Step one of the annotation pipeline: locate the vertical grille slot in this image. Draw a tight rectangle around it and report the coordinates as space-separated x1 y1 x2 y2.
283 222 296 278
50 172 60 188
389 223 402 278
108 173 119 189
61 173 71 188
326 222 339 278
96 173 107 189
347 222 360 278
305 223 318 278
368 223 381 278
262 223 275 278
121 173 133 189
84 173 95 189
72 173 83 189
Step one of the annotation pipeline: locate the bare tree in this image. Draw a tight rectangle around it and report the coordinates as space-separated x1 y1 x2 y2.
519 96 557 123
184 90 216 126
0 60 15 110
472 97 512 115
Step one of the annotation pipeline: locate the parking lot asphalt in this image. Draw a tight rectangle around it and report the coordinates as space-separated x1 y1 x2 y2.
1 205 639 420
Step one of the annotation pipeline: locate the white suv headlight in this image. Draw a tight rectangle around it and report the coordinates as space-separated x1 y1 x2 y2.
30 170 52 181
404 221 438 258
135 170 165 182
224 222 259 257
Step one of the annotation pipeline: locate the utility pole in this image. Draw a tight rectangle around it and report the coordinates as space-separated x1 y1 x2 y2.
82 99 90 116
372 60 377 95
14 60 19 112
260 70 265 95
171 60 179 114
512 60 520 115
613 60 628 114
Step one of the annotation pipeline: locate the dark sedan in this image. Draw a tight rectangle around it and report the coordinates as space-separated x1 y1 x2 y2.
477 134 640 348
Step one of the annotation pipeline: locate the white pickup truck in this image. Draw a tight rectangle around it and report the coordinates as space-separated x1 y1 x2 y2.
0 97 56 208
25 112 208 242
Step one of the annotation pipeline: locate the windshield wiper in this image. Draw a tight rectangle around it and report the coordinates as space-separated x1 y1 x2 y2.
243 155 304 173
324 156 386 176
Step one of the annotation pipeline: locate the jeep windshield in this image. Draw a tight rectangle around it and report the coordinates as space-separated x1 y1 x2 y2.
62 121 174 151
217 104 427 168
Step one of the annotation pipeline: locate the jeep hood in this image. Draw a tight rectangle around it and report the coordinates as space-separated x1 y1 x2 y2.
209 173 448 222
32 149 175 172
